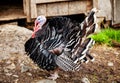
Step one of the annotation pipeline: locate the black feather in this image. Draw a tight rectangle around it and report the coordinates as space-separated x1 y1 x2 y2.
25 38 58 71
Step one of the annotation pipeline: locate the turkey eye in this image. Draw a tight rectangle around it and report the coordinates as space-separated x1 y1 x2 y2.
38 18 40 20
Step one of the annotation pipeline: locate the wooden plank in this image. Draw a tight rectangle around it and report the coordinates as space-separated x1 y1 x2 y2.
113 0 116 22
57 2 68 15
96 0 112 20
37 4 47 16
68 1 87 15
113 0 120 24
37 2 68 17
31 0 37 18
0 8 26 21
93 0 98 8
35 0 69 4
23 0 26 14
46 3 58 16
24 0 31 22
0 3 26 21
31 0 93 19
86 0 93 12
0 15 26 21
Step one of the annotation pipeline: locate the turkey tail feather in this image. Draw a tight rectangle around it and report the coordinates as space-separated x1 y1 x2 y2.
55 53 80 71
71 8 98 63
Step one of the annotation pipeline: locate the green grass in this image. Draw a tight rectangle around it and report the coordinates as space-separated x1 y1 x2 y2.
90 27 120 46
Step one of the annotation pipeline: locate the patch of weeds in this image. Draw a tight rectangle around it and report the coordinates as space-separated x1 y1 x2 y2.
90 27 120 46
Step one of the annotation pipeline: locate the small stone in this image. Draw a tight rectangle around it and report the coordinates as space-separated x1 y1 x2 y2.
81 77 90 83
4 69 9 73
104 52 110 55
91 53 97 57
114 52 119 56
112 81 117 83
20 64 30 73
10 57 16 61
14 79 19 83
10 48 19 54
6 60 11 64
5 73 12 76
13 75 19 78
0 44 2 47
6 63 16 70
114 52 119 55
108 62 114 66
36 79 56 83
27 72 32 76
64 74 69 78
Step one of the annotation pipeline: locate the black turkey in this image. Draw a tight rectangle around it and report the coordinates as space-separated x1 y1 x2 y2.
25 8 98 80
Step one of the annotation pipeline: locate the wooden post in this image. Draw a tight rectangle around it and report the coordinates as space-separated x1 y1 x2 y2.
23 0 31 22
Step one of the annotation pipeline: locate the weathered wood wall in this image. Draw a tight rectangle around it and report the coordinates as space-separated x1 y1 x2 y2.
113 0 120 24
1 0 119 25
24 0 92 22
23 0 120 25
95 0 112 20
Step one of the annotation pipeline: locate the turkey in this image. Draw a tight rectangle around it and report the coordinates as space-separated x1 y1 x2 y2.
25 8 98 80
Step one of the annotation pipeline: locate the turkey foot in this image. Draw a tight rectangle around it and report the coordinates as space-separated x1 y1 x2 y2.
48 71 59 80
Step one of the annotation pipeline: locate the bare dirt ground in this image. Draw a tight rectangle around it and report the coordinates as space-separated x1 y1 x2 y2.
0 24 120 83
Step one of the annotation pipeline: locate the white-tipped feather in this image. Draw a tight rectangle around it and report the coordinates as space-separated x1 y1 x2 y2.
92 8 98 13
91 58 95 62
